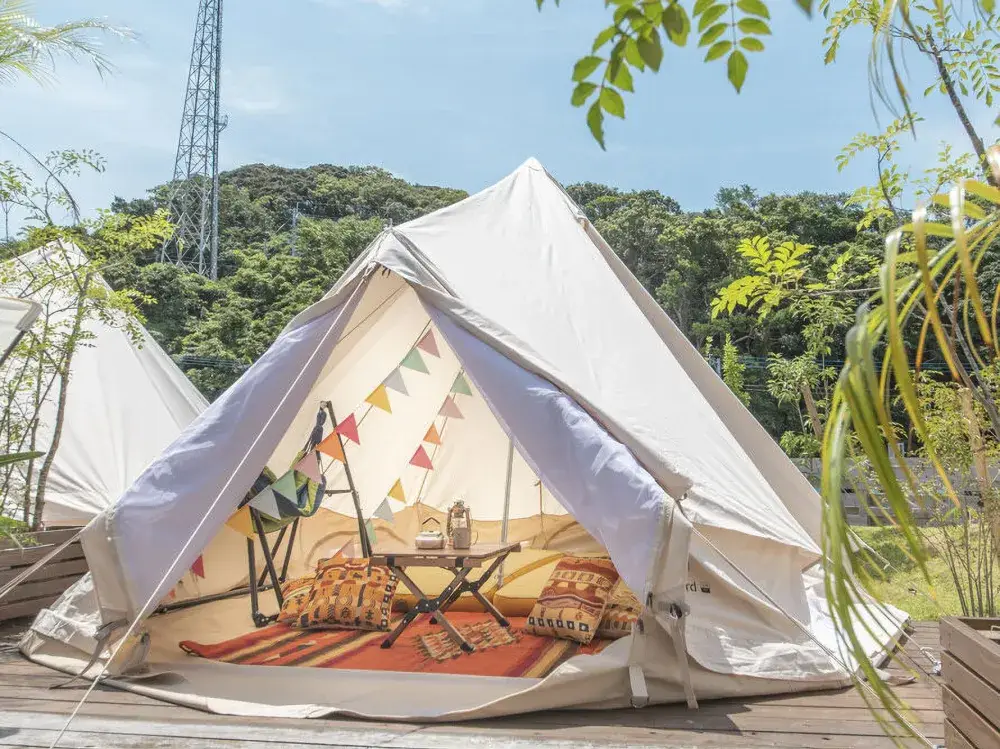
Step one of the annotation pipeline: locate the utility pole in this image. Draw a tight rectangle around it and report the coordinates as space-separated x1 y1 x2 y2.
160 0 224 280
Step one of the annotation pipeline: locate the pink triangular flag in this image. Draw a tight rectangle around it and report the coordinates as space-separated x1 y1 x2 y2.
336 413 360 445
295 452 323 483
438 395 464 420
190 555 205 579
416 330 440 358
410 445 434 470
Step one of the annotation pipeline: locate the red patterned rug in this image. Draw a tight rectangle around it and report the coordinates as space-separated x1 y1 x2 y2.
180 612 611 678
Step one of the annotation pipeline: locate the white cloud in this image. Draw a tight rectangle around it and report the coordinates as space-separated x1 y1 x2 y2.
223 66 288 115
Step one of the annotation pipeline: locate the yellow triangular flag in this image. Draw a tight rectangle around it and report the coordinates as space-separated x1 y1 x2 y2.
388 479 405 502
225 506 255 538
365 383 392 413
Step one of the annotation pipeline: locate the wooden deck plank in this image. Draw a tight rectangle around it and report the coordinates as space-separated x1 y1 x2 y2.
0 621 944 749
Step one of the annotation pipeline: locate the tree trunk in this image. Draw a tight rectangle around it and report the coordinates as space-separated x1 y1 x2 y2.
30 273 92 529
801 382 825 440
958 388 1000 560
926 35 995 187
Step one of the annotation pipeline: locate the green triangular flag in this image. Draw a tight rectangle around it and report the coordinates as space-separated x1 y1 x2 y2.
451 373 473 396
364 519 377 547
400 348 429 374
270 471 298 504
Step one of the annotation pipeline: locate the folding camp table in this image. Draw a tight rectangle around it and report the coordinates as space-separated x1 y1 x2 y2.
372 542 522 653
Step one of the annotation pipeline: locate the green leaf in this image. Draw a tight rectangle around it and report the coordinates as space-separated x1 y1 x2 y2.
698 23 728 46
600 86 626 118
636 30 664 71
737 17 771 34
624 37 646 69
736 0 771 17
611 61 635 92
592 25 619 52
571 81 599 106
794 0 812 13
727 49 748 92
587 101 606 149
572 55 603 82
694 0 715 14
739 36 765 51
662 3 691 45
705 40 733 60
698 4 728 31
0 451 44 467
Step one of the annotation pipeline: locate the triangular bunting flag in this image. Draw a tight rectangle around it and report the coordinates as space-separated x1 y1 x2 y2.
451 373 473 396
400 348 429 374
270 471 298 503
225 506 255 538
336 413 360 444
190 555 205 579
249 486 283 520
423 424 442 446
384 368 409 396
387 479 406 503
364 519 377 547
417 330 440 358
438 396 464 420
317 432 345 462
295 452 323 484
410 445 434 470
274 490 300 517
365 384 392 413
372 498 395 523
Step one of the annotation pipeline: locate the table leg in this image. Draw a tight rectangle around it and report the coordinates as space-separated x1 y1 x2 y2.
382 566 476 652
455 552 514 628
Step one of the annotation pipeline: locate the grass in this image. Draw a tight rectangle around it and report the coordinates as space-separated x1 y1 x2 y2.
0 515 30 546
853 524 1000 620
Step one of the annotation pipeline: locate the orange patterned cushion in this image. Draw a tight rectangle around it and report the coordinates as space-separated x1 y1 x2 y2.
597 580 642 639
276 575 316 624
298 558 398 631
524 556 619 644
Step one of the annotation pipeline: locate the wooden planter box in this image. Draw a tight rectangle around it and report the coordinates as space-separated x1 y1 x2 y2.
0 528 86 622
941 616 1000 748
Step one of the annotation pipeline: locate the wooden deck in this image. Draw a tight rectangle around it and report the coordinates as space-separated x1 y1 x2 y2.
0 618 944 748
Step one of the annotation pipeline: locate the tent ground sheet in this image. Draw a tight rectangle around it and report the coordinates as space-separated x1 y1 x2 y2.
179 613 611 679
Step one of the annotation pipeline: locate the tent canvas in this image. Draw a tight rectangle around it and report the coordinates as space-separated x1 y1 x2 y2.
20 160 906 721
1 242 209 526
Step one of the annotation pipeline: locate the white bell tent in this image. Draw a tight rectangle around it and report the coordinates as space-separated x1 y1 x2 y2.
1 242 209 525
20 160 905 720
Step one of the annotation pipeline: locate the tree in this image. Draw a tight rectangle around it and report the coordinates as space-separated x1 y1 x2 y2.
0 0 124 87
538 0 997 152
823 147 1000 734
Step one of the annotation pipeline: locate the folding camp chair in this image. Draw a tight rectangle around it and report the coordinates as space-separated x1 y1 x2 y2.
241 402 366 627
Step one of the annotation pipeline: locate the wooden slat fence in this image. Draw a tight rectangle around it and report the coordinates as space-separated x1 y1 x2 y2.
0 528 85 622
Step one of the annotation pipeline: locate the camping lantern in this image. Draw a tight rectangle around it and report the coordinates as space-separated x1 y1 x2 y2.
447 500 472 549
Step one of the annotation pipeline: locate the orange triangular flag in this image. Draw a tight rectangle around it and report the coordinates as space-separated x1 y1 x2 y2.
317 432 346 462
388 479 405 502
336 413 360 444
438 395 464 420
417 330 440 358
410 445 434 470
423 424 442 445
365 384 392 413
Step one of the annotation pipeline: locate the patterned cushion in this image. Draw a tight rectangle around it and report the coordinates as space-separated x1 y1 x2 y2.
276 575 316 624
523 556 619 644
298 557 398 631
597 580 642 639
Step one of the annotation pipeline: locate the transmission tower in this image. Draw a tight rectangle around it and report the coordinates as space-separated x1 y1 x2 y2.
161 0 224 280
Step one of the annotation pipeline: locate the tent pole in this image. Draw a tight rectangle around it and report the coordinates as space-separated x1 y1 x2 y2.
498 438 514 587
323 400 371 557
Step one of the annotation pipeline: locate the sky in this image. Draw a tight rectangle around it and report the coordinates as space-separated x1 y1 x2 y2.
5 0 998 219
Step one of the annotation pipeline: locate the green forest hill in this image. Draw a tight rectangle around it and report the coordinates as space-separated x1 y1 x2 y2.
102 163 883 448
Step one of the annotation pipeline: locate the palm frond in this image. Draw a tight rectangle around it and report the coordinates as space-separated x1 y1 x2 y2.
823 145 1000 738
0 0 131 86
